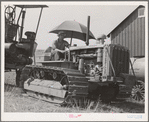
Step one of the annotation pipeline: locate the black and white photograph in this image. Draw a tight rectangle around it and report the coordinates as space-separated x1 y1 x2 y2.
1 1 148 121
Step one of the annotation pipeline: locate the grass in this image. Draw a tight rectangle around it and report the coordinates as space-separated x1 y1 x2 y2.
4 89 144 113
4 72 145 113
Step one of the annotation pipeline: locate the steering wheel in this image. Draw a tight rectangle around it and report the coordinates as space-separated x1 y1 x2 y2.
5 6 16 23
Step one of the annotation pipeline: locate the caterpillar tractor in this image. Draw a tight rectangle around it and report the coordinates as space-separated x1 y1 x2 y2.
5 5 48 86
19 30 139 105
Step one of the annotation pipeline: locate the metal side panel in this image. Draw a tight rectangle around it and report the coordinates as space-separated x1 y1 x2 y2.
26 91 64 104
24 79 67 98
29 79 56 86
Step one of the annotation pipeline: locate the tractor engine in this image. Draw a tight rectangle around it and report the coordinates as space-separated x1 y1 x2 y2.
70 44 130 81
5 5 38 70
5 23 37 69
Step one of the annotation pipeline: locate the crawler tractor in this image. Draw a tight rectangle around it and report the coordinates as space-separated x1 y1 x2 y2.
21 41 140 103
20 43 138 104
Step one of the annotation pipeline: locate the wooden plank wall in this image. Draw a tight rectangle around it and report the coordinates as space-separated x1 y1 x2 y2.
111 7 145 57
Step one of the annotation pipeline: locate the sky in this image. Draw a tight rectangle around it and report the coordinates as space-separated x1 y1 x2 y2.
3 2 147 50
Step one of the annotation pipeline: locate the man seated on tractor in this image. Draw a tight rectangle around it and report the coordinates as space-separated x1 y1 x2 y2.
51 31 69 61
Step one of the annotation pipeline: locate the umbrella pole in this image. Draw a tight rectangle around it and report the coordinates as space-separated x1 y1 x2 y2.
70 38 72 46
68 31 73 61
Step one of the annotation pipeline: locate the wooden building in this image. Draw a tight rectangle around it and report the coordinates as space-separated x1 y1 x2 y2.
107 5 145 57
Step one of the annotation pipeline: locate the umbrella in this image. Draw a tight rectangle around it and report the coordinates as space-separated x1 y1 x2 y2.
49 20 95 45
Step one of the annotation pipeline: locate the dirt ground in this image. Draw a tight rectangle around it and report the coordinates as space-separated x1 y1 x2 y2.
4 71 145 113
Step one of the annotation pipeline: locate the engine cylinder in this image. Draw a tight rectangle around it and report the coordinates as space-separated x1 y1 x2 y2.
97 48 103 63
17 54 33 64
78 58 84 74
5 43 17 54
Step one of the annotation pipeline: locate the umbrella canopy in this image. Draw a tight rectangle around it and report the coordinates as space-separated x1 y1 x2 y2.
49 20 95 44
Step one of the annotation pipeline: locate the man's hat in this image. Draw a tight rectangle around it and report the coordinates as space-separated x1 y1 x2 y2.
58 31 66 37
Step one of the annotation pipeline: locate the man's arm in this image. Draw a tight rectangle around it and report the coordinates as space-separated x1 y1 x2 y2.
55 48 66 53
52 40 66 53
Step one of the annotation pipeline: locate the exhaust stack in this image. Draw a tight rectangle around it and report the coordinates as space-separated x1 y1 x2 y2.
86 16 90 46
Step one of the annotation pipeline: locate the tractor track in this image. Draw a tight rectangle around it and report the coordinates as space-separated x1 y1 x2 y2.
4 72 144 106
4 82 125 103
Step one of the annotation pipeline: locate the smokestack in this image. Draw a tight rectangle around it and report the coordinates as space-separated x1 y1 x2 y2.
86 16 90 46
19 11 26 42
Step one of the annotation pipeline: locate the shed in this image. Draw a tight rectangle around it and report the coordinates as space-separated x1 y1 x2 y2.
107 5 145 57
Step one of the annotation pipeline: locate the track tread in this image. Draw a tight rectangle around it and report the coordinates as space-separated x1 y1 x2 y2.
19 65 89 104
